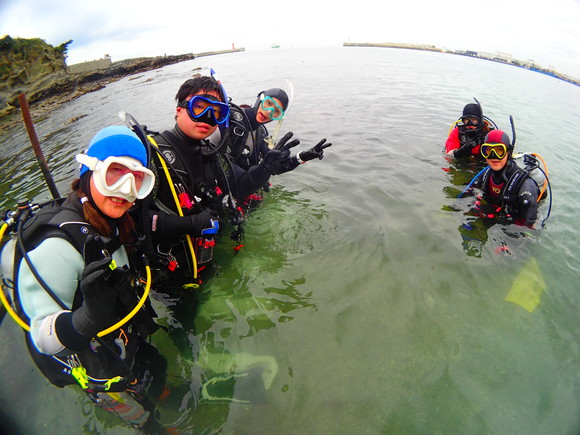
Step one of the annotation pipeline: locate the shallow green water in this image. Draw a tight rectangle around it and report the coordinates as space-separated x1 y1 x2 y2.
0 47 578 434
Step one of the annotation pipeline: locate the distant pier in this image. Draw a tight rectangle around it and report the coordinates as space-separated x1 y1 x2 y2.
193 48 245 58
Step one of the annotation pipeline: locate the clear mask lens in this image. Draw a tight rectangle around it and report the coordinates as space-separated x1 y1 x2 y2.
461 116 480 127
186 96 229 124
261 96 285 120
77 154 154 202
481 143 507 159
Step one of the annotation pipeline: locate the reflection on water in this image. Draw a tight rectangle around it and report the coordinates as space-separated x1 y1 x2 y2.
1 47 579 434
112 187 322 433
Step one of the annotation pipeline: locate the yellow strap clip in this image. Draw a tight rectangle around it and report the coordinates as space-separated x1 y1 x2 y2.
182 283 200 289
71 366 89 389
104 376 123 391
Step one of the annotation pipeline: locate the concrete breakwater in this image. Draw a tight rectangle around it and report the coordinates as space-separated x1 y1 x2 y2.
344 42 579 86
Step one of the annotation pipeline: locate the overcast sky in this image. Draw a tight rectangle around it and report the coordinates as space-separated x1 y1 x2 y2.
1 0 579 78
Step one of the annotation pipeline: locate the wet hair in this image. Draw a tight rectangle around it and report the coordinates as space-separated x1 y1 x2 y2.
72 175 137 246
175 75 225 105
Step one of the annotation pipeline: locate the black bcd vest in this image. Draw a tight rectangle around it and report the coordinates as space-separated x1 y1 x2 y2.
12 200 158 389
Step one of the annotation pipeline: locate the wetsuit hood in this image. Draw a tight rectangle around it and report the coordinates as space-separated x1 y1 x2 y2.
243 106 260 131
252 88 289 123
173 122 227 158
484 129 514 155
463 103 482 119
260 88 289 110
171 124 203 156
490 159 516 184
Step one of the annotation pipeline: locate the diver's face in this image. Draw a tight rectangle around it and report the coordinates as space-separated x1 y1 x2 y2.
256 97 284 124
90 175 133 219
486 154 509 172
463 116 480 129
176 90 221 140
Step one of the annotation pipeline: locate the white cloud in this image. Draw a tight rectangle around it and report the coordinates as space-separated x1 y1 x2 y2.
1 0 579 77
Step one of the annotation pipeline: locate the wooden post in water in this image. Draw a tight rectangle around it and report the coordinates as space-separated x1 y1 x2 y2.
18 93 60 199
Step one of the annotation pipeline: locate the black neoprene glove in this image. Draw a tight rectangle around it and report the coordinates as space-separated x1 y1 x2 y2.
190 208 222 233
71 257 131 338
151 209 222 241
297 139 332 162
262 131 300 175
453 137 477 158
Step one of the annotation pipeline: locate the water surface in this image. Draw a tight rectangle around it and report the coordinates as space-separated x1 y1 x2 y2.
0 47 578 434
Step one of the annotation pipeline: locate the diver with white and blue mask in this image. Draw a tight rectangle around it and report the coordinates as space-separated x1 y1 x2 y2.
6 126 169 429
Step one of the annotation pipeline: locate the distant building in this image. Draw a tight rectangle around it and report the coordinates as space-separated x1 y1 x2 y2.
478 51 495 60
495 51 512 61
68 55 112 74
513 59 534 69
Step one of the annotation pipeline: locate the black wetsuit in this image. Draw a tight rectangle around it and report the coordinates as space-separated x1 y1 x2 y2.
474 160 540 226
150 124 275 215
16 194 161 391
144 125 275 281
228 105 271 170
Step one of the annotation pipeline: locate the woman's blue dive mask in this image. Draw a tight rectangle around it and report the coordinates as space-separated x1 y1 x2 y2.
179 95 230 126
260 95 285 120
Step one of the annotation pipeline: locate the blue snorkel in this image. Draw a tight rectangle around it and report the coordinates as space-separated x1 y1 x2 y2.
458 167 489 198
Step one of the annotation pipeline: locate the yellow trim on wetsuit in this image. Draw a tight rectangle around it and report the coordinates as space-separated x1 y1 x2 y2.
0 223 30 330
146 135 198 280
97 265 151 337
0 222 153 337
448 120 459 135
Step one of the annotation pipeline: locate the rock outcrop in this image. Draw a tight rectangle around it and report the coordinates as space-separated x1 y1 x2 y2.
0 36 194 130
0 36 69 110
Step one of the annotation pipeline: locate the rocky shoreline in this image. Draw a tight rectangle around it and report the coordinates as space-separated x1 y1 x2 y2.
0 53 195 132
